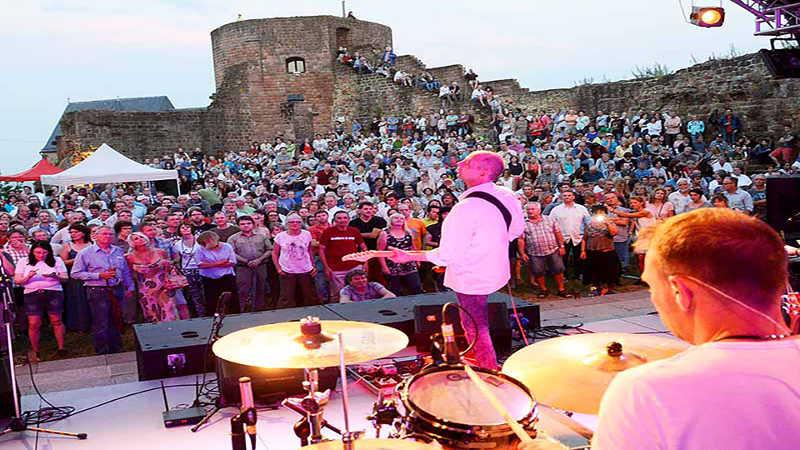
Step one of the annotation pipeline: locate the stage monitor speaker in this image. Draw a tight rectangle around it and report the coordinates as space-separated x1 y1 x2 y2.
413 302 511 354
216 360 338 406
766 176 800 237
760 48 800 79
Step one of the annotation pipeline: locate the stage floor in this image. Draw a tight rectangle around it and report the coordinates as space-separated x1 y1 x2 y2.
3 312 671 450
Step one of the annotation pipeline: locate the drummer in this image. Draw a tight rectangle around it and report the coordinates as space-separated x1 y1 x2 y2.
389 151 524 369
521 208 800 450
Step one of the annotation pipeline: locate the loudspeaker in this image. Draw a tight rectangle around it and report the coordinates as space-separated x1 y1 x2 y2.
216 360 338 406
766 176 800 237
760 48 800 79
413 302 511 354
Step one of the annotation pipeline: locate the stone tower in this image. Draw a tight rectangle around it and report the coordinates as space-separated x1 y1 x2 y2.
209 16 392 150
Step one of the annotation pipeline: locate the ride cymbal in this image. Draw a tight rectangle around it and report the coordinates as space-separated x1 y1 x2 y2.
502 332 689 414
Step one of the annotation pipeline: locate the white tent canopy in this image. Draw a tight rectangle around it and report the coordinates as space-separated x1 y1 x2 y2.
41 143 179 191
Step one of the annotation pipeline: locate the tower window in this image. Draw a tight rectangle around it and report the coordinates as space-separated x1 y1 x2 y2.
286 57 306 74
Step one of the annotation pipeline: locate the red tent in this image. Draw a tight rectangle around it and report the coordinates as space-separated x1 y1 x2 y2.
0 158 64 182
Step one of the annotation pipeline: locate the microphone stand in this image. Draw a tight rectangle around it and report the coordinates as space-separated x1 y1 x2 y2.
0 262 87 440
191 292 231 433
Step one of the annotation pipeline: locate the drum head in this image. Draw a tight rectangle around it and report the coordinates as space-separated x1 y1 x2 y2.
407 368 534 426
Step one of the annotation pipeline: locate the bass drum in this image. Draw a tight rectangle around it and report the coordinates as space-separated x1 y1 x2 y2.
396 365 538 449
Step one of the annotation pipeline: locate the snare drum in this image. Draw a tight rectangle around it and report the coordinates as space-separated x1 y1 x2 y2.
396 365 538 449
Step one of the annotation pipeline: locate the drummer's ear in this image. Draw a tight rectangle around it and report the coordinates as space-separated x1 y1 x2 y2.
668 276 693 312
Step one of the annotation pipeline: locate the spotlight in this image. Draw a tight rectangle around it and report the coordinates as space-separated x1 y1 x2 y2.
690 6 725 28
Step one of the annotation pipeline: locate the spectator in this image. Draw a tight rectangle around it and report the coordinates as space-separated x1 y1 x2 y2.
172 222 205 317
339 269 396 303
519 202 567 298
580 205 619 295
549 191 590 281
71 226 133 355
272 213 319 308
721 176 754 215
319 211 367 301
210 211 240 242
196 231 238 315
14 240 68 362
228 216 271 312
377 212 422 296
719 108 742 145
60 223 92 332
769 125 796 167
125 232 180 322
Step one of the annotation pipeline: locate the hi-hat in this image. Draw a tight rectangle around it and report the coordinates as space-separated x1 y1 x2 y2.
213 319 409 369
502 332 689 414
300 438 441 449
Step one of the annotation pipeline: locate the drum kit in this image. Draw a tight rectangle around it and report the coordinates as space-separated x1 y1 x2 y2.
213 317 688 450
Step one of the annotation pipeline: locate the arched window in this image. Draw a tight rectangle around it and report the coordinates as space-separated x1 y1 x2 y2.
286 57 306 74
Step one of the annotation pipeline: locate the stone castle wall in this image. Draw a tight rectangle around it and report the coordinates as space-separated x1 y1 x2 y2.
56 16 800 164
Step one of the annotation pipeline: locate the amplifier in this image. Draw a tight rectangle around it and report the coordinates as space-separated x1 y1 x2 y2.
413 302 511 354
325 292 539 353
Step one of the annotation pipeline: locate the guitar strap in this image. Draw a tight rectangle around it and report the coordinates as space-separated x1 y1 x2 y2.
465 191 512 231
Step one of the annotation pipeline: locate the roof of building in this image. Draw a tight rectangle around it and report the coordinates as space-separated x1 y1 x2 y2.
41 96 175 153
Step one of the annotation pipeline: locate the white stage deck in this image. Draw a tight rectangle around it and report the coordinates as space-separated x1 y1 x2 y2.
3 312 671 450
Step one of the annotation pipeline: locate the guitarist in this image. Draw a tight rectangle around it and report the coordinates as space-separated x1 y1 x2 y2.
389 151 524 369
72 226 134 355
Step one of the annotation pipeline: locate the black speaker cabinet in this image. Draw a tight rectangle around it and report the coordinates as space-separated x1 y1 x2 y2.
766 176 800 238
413 301 511 354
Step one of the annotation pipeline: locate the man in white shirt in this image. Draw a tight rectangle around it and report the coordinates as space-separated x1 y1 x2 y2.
520 208 800 450
667 178 700 215
389 151 524 370
548 191 589 281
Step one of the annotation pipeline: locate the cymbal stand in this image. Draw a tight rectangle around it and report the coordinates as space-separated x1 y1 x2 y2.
283 368 332 445
337 333 363 449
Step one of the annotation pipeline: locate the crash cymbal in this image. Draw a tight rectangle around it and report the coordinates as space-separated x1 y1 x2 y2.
212 319 409 369
301 438 441 450
502 332 689 414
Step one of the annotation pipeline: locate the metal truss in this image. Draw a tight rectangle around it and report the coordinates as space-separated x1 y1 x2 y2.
728 0 800 37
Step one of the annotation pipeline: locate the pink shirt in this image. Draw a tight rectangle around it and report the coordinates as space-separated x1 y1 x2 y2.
15 257 67 293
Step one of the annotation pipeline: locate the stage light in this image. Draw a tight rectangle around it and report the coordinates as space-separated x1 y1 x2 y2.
690 6 725 28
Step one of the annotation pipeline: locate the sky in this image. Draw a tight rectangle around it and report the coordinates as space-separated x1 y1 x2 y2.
0 0 768 174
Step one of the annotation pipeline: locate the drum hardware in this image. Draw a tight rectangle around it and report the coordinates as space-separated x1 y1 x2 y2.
282 319 339 446
212 317 408 447
366 390 401 438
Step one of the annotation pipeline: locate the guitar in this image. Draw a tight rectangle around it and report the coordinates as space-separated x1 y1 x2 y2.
341 250 426 263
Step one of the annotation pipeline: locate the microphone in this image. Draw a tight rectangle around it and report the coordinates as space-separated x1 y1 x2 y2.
441 322 460 365
239 376 257 450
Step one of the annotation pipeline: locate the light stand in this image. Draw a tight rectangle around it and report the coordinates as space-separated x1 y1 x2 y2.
0 265 86 440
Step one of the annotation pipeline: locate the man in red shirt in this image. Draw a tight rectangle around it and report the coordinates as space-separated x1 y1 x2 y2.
319 211 367 302
316 162 336 186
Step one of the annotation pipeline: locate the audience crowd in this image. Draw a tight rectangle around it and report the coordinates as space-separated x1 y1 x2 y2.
0 95 797 360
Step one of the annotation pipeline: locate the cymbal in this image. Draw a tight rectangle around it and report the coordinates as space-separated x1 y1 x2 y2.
301 438 441 450
213 319 409 369
502 332 689 414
